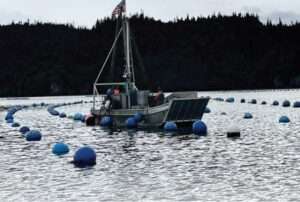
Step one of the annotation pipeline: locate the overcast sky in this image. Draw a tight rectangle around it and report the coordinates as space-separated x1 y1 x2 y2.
0 0 300 27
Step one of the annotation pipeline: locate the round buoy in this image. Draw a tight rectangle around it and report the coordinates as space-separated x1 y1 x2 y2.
204 107 211 113
164 121 177 132
8 107 18 114
240 99 246 103
100 116 113 127
282 100 291 107
133 112 143 122
5 113 14 120
6 118 14 124
261 101 267 105
279 116 290 123
243 112 253 119
48 107 59 116
226 97 235 103
214 97 224 102
227 127 241 138
126 117 137 129
192 120 207 135
26 130 42 141
73 113 83 121
293 101 300 108
73 146 96 167
80 115 86 123
52 143 69 155
272 101 279 106
250 99 257 104
19 126 30 134
11 122 20 127
59 112 66 118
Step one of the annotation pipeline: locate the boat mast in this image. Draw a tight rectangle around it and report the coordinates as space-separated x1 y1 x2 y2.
122 0 134 108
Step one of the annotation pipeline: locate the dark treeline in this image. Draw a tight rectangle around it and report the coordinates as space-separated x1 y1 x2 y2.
1 13 300 97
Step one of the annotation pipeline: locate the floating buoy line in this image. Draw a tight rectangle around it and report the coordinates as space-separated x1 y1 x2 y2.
3 100 98 168
213 96 296 126
3 95 299 168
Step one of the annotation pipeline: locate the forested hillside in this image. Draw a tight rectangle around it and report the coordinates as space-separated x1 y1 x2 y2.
0 13 300 96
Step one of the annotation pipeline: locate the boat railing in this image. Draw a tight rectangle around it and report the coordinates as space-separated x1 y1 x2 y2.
93 82 128 110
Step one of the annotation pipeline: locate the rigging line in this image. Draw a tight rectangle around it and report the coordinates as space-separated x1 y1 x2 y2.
130 42 135 84
131 31 150 88
94 27 123 84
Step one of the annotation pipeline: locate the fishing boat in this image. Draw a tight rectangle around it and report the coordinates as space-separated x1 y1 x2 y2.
88 0 209 128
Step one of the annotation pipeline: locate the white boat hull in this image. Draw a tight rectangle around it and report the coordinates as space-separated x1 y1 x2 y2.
90 95 209 128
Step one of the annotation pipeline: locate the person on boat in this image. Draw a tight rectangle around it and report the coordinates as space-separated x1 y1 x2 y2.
103 88 113 112
154 87 165 106
113 86 120 95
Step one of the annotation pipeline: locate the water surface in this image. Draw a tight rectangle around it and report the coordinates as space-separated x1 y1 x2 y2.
1 91 300 201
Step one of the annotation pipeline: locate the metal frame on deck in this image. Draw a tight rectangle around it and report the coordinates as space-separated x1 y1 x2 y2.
92 82 128 110
93 8 135 111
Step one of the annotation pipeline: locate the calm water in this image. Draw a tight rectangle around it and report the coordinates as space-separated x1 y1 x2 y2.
1 91 300 201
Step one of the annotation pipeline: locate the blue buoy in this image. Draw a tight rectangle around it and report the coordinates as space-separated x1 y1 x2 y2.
164 121 177 132
279 116 290 123
25 130 42 141
215 97 224 102
81 115 86 123
5 113 14 120
133 112 143 122
293 101 300 108
52 143 70 155
19 126 30 134
204 107 211 113
282 100 291 107
11 122 20 127
261 101 267 105
240 99 246 103
7 108 17 114
59 112 66 118
243 112 253 119
6 118 14 124
272 101 279 106
73 146 96 167
73 113 83 121
51 110 59 116
48 107 59 116
226 97 235 103
100 116 113 127
192 120 207 135
126 117 138 129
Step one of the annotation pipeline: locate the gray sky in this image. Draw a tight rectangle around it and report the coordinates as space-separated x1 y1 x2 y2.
0 0 300 27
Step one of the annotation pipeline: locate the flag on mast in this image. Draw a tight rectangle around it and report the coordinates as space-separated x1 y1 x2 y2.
112 0 126 17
